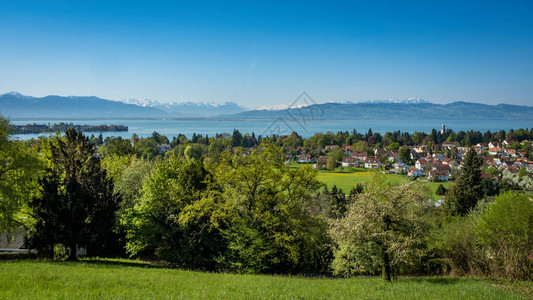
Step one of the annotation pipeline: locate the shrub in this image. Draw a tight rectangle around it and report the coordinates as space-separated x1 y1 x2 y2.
436 184 447 196
476 192 533 280
430 214 486 277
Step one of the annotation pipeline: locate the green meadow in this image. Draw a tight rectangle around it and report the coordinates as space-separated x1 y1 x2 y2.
315 167 453 199
0 259 525 299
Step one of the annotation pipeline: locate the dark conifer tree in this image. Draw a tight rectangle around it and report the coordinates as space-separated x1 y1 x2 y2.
29 129 121 260
445 148 483 215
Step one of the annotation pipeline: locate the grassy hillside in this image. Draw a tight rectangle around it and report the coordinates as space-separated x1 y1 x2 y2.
0 259 522 299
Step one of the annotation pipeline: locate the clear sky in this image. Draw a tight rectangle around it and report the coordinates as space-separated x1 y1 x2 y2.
1 0 532 107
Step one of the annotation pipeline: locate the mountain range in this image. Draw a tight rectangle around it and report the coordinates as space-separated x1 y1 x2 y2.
223 101 533 120
121 98 245 117
1 92 532 121
0 92 244 119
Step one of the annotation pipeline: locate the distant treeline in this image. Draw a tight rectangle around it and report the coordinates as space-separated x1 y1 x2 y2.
14 122 128 134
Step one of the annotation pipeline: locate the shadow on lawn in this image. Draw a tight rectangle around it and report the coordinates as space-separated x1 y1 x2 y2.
77 258 168 269
405 277 463 285
0 252 36 261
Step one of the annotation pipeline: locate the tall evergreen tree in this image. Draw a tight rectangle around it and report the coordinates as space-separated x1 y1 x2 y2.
29 129 120 260
446 148 483 215
231 129 243 147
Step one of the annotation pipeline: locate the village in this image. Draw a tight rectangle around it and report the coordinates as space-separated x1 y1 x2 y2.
289 127 533 187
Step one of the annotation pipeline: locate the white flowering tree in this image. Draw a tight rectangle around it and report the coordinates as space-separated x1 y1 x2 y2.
330 173 430 281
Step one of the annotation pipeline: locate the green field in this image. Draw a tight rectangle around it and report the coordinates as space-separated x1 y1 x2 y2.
0 259 523 299
316 168 453 199
316 169 409 193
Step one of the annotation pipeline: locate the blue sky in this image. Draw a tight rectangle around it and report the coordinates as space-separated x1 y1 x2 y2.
1 0 532 107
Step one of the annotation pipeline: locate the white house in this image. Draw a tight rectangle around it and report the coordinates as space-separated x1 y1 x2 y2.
489 141 501 149
298 154 313 163
428 170 450 181
341 157 358 167
415 159 427 170
364 158 381 169
353 152 368 161
488 147 502 156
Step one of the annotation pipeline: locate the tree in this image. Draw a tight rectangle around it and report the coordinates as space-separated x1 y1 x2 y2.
518 166 528 178
446 148 483 216
330 173 428 281
328 147 344 162
326 157 336 171
354 141 370 153
328 185 348 218
28 129 121 260
387 142 400 151
122 156 224 269
102 155 153 213
436 184 447 196
231 129 243 147
212 143 330 273
398 146 412 165
101 137 133 157
184 144 205 160
0 116 42 235
134 138 159 160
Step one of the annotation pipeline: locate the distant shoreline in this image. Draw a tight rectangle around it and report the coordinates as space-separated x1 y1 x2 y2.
14 123 128 134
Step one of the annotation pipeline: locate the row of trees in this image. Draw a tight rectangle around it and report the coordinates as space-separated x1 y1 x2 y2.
1 117 531 281
95 126 533 164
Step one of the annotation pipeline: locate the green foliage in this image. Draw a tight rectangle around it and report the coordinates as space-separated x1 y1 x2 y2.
430 213 485 277
212 144 330 273
326 157 336 171
134 138 159 160
328 147 344 162
102 154 153 212
398 146 412 165
123 156 223 270
387 142 400 150
445 148 483 216
101 137 133 157
0 116 42 234
476 192 533 280
184 144 205 160
435 184 447 196
327 185 349 218
330 173 430 281
28 129 121 259
432 192 533 280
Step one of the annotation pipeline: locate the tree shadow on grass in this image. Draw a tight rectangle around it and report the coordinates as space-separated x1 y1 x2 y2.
0 252 36 261
76 258 169 270
404 277 463 285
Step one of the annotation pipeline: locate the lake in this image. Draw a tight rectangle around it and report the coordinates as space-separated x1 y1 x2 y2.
10 118 532 140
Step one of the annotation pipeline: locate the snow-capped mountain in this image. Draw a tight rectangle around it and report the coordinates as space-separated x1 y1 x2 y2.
120 99 246 117
254 98 429 111
122 98 160 108
356 97 430 104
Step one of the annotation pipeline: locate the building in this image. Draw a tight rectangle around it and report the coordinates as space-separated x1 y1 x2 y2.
364 158 381 169
341 157 358 167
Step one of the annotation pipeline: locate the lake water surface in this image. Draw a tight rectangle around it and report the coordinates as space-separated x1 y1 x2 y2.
11 118 532 140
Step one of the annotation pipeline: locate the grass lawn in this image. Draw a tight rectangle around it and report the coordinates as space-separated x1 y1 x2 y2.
316 168 456 199
0 259 524 299
425 181 454 198
316 169 410 193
